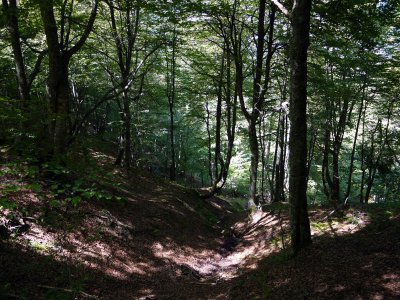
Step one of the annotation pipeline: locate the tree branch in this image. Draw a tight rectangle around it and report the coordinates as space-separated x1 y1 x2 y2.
67 0 98 58
68 43 163 144
271 0 291 18
28 50 48 89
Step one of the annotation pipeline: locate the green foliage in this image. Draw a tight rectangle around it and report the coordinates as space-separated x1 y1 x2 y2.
48 177 117 207
310 220 329 231
0 97 23 142
224 196 246 212
0 0 400 210
195 202 219 225
30 241 50 253
0 198 17 210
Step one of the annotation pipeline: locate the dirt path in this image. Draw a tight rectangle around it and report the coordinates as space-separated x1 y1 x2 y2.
1 154 400 299
0 157 269 299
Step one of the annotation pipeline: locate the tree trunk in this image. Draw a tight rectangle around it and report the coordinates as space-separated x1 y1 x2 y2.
205 102 213 185
277 113 286 201
2 0 30 103
360 106 366 203
200 44 237 197
306 130 316 182
331 146 341 205
169 101 176 180
123 90 132 169
46 55 71 155
218 0 275 204
214 54 225 181
259 114 266 201
248 119 259 202
363 105 392 203
167 28 177 181
108 1 140 169
287 0 312 254
39 0 97 155
271 112 280 202
345 83 366 200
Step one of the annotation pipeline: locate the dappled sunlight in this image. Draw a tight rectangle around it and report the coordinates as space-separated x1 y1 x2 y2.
222 211 286 273
151 210 291 281
381 273 400 296
89 150 115 166
50 229 164 281
2 147 400 299
309 208 371 237
152 240 222 276
15 222 58 253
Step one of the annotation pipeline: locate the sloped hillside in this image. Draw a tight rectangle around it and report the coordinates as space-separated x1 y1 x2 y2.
1 149 400 299
0 149 271 299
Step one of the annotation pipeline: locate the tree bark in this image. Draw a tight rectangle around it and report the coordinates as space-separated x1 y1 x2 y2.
39 0 98 155
276 113 286 202
205 102 213 185
167 28 177 181
200 44 237 197
214 54 225 181
108 0 140 169
363 104 392 203
248 119 259 202
287 0 312 254
345 82 366 200
230 0 276 205
2 0 29 103
360 105 366 203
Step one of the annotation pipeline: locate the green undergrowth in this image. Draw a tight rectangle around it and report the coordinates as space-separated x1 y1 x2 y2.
227 197 247 212
265 202 290 214
195 203 219 225
364 202 400 231
0 149 129 235
310 220 329 231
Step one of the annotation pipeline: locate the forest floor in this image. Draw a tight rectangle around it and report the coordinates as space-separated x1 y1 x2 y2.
1 146 400 299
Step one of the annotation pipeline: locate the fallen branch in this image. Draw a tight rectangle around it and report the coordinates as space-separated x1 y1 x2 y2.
322 197 350 221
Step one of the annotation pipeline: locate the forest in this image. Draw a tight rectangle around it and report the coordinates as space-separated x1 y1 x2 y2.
1 0 400 299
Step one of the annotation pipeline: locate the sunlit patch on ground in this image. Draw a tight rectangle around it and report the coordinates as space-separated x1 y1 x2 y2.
2 150 400 299
152 241 222 276
381 273 400 296
309 208 371 237
17 224 57 252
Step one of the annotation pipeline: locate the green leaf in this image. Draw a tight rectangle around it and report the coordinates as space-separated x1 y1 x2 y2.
28 183 41 192
70 196 81 207
49 200 60 207
0 198 17 210
4 185 19 193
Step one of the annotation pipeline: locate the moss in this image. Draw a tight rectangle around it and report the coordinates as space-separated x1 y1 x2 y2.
310 221 329 231
31 242 50 253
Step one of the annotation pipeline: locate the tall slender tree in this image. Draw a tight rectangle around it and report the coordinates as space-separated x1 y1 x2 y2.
106 0 141 169
273 0 312 253
287 0 312 253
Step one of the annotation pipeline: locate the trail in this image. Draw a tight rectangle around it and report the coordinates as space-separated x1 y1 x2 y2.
0 153 285 299
1 152 400 299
